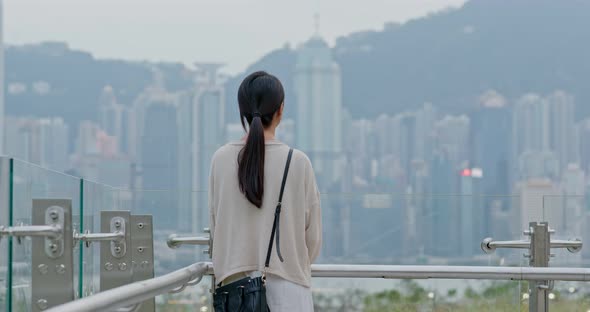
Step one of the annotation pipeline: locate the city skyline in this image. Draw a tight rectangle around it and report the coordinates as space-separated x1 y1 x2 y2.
2 0 590 265
3 1 590 310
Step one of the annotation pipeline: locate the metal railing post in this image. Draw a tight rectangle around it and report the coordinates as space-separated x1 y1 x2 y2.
130 215 155 312
0 199 77 311
481 221 583 312
31 199 74 311
528 222 550 312
100 211 133 292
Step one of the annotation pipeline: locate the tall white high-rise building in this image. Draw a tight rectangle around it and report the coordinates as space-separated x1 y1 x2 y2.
0 0 5 154
414 103 437 162
560 163 585 237
434 114 470 166
99 85 132 155
548 91 578 169
513 91 577 178
191 63 225 232
5 117 69 171
39 118 69 172
513 179 561 234
294 35 343 188
513 93 550 158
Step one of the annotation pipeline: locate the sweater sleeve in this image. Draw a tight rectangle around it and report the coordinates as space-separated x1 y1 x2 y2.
304 159 322 263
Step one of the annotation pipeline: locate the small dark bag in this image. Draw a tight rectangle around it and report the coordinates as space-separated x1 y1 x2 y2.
213 148 293 312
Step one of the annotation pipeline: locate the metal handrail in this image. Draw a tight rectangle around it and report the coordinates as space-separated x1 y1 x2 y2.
0 225 62 239
481 237 583 254
45 262 210 312
550 239 583 253
167 234 209 249
47 262 590 312
310 264 590 281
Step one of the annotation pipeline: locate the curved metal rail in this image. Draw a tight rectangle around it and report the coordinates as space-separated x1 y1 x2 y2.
45 262 210 312
47 262 590 312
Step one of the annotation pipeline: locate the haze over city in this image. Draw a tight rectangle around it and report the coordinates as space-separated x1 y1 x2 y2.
2 0 590 310
3 0 466 73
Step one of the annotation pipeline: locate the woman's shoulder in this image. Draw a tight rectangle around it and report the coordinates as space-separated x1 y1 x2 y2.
286 148 314 172
211 143 241 163
290 148 311 165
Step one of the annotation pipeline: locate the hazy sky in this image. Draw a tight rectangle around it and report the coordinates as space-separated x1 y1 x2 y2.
4 0 466 74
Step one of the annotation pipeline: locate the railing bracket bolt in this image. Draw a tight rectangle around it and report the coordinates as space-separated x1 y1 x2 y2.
37 299 48 310
38 264 49 275
105 262 113 271
56 264 66 274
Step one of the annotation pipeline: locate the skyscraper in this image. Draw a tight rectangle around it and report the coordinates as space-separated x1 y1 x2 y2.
294 35 343 190
470 93 512 235
459 168 484 257
548 91 577 169
5 117 69 171
414 103 436 163
578 118 590 172
72 120 131 188
512 91 577 181
512 93 550 158
348 119 375 183
428 151 459 257
514 179 561 233
561 163 585 236
133 83 188 229
99 86 131 155
398 113 417 181
191 63 225 233
39 118 69 172
471 92 511 195
434 114 470 167
0 0 4 154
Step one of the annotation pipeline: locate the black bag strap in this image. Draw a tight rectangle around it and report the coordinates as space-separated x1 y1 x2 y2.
264 148 293 268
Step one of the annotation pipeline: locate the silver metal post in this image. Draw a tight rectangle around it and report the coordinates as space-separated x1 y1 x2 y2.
529 222 550 312
481 221 583 312
31 200 74 311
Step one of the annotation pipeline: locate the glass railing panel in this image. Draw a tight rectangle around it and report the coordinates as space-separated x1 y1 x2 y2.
542 194 586 267
154 275 214 311
545 281 590 311
312 278 524 311
113 189 209 276
112 189 212 311
0 157 11 312
313 193 526 310
9 159 81 310
318 193 525 267
80 180 118 297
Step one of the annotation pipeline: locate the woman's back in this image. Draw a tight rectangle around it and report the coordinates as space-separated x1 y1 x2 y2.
210 71 321 311
209 139 321 288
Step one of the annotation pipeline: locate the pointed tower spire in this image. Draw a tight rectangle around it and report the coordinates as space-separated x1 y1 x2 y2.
314 13 320 36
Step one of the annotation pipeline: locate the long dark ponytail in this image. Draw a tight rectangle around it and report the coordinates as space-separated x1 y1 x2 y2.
237 71 285 208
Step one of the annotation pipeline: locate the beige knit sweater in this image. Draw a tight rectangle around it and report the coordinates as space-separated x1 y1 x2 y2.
209 140 322 288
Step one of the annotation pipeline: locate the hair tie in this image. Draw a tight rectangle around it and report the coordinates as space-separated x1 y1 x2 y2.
252 112 262 118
